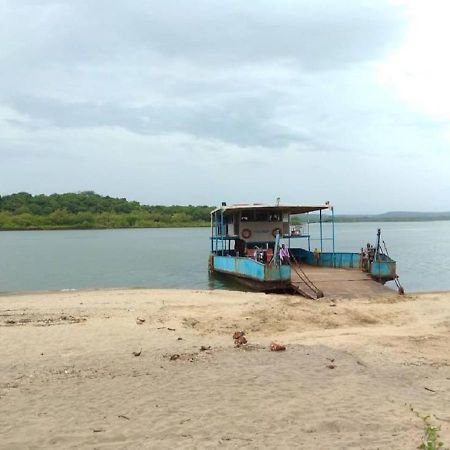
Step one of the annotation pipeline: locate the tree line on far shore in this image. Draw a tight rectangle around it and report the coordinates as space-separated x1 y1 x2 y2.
0 192 213 230
1 192 448 231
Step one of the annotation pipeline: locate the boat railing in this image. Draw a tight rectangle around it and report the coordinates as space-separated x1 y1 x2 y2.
290 248 396 281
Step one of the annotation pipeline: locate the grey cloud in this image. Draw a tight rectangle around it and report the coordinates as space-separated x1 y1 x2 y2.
1 0 406 71
115 0 405 69
0 0 408 153
8 94 312 147
0 144 79 162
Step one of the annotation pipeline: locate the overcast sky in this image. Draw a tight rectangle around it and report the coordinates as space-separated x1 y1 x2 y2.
1 0 449 213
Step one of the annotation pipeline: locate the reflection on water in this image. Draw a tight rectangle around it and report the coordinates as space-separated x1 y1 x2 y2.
0 222 449 293
207 271 248 292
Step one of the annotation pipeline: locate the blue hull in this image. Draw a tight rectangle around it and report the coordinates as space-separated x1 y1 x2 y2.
212 255 291 291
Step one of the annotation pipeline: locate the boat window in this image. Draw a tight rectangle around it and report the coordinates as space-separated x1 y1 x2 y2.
240 210 278 221
240 211 251 222
254 212 269 222
269 212 281 222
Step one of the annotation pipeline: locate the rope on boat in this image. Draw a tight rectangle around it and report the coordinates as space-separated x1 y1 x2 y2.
382 239 405 295
288 250 324 299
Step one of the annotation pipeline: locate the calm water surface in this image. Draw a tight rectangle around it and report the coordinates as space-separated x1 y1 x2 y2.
0 222 449 293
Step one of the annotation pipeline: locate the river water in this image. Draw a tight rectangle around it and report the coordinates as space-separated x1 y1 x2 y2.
0 222 449 293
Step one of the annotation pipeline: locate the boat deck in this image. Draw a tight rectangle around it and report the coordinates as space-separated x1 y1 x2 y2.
290 263 396 298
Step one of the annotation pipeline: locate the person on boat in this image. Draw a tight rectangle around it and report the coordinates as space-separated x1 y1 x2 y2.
279 244 290 265
366 243 375 264
235 239 245 257
313 248 320 265
359 247 365 269
361 247 369 271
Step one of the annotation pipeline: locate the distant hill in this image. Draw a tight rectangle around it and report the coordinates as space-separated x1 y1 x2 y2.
335 211 450 222
377 211 450 219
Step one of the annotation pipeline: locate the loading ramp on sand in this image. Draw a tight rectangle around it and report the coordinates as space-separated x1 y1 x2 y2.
290 263 396 299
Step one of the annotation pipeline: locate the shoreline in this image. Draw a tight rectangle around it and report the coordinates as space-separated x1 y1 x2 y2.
0 224 210 232
1 289 449 449
0 286 201 297
1 217 450 233
1 286 450 298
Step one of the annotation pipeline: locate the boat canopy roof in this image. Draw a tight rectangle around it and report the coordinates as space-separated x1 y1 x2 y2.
211 203 331 216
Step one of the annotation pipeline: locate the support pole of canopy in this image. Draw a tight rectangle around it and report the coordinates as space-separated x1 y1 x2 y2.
331 206 336 267
288 213 291 248
220 210 224 256
210 212 213 252
307 213 311 252
319 210 323 253
215 212 219 253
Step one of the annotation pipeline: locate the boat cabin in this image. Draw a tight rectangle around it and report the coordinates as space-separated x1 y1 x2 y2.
210 202 332 262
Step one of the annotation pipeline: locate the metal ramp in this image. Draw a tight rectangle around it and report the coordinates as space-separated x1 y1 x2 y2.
289 263 324 299
290 263 396 299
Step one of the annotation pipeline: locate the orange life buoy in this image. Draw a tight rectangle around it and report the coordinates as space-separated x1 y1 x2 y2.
241 228 252 239
272 227 282 238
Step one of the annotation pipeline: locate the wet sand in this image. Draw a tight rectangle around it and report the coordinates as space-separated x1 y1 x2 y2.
1 289 450 449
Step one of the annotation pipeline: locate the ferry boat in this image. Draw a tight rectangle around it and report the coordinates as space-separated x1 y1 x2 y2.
209 202 400 298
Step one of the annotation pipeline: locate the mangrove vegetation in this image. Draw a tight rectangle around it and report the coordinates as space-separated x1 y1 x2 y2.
1 192 449 231
0 192 212 230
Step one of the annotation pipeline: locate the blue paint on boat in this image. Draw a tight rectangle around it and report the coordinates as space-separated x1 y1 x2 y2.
291 248 396 282
209 202 399 293
213 255 290 282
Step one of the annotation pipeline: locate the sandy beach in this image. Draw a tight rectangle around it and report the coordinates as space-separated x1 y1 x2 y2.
1 288 450 449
